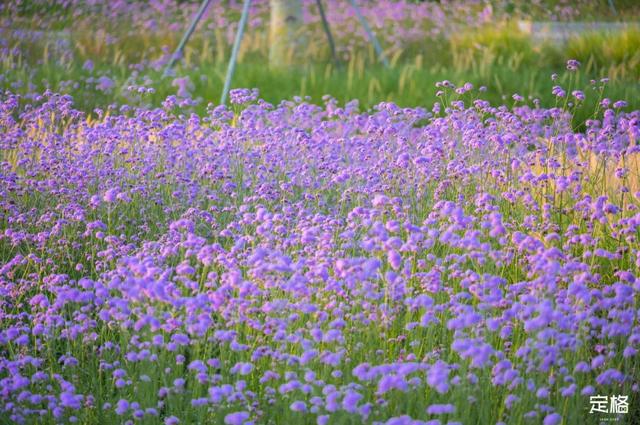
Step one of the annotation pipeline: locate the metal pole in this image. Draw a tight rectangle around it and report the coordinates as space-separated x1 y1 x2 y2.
220 0 252 105
315 0 339 65
163 0 213 77
347 0 389 67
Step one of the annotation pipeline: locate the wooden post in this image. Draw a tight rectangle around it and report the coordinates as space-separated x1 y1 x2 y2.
269 0 304 68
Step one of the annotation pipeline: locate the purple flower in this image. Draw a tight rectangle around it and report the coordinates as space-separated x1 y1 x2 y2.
224 411 249 425
536 387 549 398
543 413 562 425
103 188 119 203
115 399 129 415
552 85 566 98
372 194 390 207
613 100 628 109
427 361 450 394
83 60 94 72
566 59 581 71
581 386 595 395
342 390 363 413
426 404 455 415
165 416 180 425
176 262 195 275
229 88 259 105
388 250 402 270
60 392 81 410
377 375 408 394
96 76 115 92
233 362 254 375
290 400 307 412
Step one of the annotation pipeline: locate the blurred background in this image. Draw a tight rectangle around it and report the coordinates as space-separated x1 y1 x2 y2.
1 0 639 121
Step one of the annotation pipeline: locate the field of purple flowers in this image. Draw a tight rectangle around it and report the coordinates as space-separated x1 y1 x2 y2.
2 61 640 424
2 1 640 425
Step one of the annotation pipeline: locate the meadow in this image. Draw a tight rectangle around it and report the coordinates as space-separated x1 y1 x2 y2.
1 1 640 424
2 0 640 118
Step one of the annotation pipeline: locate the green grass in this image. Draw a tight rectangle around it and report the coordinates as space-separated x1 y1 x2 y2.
2 21 639 126
2 57 638 130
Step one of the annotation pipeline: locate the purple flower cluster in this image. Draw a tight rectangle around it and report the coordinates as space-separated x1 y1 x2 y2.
0 84 639 424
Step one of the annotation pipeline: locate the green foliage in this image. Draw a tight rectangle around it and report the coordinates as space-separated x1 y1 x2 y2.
1 7 639 128
2 26 639 130
449 23 538 69
566 27 640 78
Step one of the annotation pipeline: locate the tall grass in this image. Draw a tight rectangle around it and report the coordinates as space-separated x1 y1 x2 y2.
1 15 639 127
